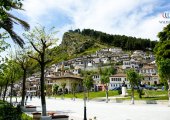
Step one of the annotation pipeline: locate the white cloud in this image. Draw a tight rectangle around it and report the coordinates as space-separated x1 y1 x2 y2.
19 0 169 43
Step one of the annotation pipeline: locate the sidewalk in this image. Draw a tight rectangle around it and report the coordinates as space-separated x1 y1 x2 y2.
6 96 170 120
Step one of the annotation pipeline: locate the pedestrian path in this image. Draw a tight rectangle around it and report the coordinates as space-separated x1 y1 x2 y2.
6 97 170 120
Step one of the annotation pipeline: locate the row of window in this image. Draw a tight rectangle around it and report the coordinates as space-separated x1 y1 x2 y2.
110 78 128 81
93 75 100 79
123 62 138 65
140 69 155 73
110 84 131 87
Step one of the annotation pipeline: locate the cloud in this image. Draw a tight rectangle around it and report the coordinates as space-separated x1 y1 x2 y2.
19 0 170 43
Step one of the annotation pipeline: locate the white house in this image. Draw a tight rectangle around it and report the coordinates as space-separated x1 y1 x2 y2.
109 73 130 90
139 65 157 75
109 47 122 53
122 59 140 69
142 75 159 85
92 74 101 91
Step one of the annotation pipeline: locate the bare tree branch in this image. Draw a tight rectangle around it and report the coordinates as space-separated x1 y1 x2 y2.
28 55 41 64
30 41 41 54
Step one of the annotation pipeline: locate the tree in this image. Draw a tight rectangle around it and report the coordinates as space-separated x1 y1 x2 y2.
157 59 170 106
0 64 7 99
5 51 22 104
23 26 58 116
15 48 33 106
157 24 170 42
83 74 93 100
2 64 10 101
126 69 139 104
71 82 78 100
0 0 30 47
61 82 66 99
0 33 9 99
154 24 170 106
52 84 59 95
136 74 143 99
100 67 116 103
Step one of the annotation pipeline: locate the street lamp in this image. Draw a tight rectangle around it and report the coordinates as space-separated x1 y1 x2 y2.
83 86 87 120
83 57 87 120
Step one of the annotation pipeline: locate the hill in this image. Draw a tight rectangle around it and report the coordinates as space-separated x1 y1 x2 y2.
51 29 158 64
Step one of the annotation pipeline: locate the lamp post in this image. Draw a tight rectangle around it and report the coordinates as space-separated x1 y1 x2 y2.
83 86 87 120
83 57 87 120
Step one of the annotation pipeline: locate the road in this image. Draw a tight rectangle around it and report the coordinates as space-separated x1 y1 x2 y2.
20 97 170 120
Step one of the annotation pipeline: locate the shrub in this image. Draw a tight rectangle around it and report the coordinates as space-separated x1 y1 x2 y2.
0 103 22 120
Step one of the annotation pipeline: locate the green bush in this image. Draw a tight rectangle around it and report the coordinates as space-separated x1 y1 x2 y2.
0 103 22 120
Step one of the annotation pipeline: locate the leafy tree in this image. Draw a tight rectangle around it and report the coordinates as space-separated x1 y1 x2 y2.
157 59 170 106
154 40 170 61
0 65 6 98
0 33 9 99
0 0 30 47
15 48 34 106
45 84 52 96
136 74 144 98
126 69 139 104
23 26 58 116
0 57 21 103
52 84 59 95
7 58 22 104
100 67 116 103
154 24 170 106
83 74 93 100
157 24 170 42
2 64 10 101
71 82 78 100
61 82 66 99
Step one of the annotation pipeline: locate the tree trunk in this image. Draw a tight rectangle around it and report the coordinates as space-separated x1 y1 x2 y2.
3 80 9 102
131 88 134 104
21 69 27 106
87 90 89 101
106 85 108 103
0 86 2 99
10 81 14 104
137 86 142 98
63 88 65 99
168 79 170 107
40 63 46 116
73 90 75 100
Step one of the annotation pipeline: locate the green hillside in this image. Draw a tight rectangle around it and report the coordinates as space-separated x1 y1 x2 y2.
51 29 158 64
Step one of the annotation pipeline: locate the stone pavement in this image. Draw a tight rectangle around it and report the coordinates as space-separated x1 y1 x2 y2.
7 97 170 120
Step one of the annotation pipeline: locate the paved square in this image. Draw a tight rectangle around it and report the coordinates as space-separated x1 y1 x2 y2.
23 97 170 120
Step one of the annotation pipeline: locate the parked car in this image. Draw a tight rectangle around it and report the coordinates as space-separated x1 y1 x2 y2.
111 86 121 90
144 85 158 90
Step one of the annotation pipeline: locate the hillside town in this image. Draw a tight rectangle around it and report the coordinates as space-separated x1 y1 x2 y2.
1 1 170 120
12 47 159 97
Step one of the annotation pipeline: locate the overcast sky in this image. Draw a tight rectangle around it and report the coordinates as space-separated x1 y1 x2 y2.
11 0 170 44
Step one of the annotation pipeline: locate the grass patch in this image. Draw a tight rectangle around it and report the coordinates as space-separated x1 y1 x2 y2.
116 90 168 101
53 90 168 101
54 91 119 99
